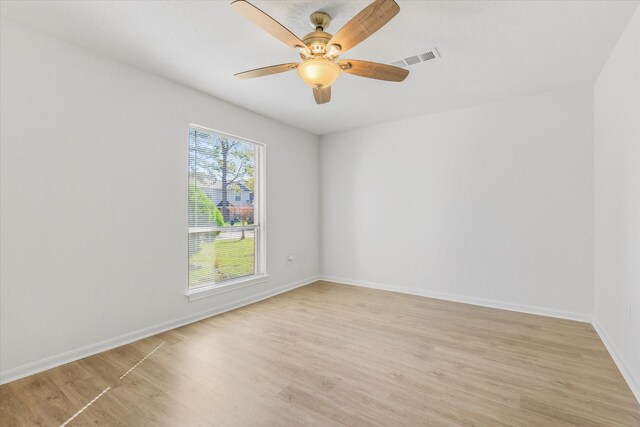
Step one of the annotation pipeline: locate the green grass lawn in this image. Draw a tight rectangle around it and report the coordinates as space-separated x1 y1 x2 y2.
189 236 255 286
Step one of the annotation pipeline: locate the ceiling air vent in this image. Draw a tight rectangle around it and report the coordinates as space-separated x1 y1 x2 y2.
418 51 436 62
392 48 440 68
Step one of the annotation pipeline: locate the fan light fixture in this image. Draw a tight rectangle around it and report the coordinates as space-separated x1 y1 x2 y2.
231 0 409 104
297 58 341 88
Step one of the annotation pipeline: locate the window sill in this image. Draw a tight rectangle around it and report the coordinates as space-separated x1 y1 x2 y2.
186 274 269 302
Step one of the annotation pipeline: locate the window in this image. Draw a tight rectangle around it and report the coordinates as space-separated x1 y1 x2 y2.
188 126 265 298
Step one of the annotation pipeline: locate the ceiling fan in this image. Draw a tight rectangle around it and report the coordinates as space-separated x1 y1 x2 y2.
231 0 409 105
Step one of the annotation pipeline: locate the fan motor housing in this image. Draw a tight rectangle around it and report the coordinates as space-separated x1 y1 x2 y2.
301 11 333 57
301 30 332 56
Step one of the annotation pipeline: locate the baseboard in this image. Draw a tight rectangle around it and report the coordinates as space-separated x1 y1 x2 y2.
320 275 592 323
592 320 640 404
0 275 319 385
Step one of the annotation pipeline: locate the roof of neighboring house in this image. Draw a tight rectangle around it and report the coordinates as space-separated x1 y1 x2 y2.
192 173 251 192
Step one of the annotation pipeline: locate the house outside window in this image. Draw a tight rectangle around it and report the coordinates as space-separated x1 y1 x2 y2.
187 125 266 299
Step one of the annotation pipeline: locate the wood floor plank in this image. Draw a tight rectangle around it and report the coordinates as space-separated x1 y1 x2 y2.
1 281 638 426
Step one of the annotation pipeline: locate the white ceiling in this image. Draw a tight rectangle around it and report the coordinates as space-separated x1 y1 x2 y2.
1 1 638 135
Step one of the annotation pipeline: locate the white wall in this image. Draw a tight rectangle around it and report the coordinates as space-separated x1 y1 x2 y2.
0 20 320 381
321 87 595 319
594 6 640 400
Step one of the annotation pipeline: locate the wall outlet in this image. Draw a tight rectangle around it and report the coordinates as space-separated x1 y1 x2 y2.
287 254 294 264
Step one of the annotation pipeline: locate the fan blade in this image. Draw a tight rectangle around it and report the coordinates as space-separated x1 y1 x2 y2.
327 0 399 54
231 0 307 49
339 60 408 82
313 86 331 104
235 63 298 79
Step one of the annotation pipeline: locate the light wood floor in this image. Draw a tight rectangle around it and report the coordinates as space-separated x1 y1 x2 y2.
1 281 638 426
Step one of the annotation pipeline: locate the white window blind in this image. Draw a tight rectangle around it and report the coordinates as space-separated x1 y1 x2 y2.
188 127 263 289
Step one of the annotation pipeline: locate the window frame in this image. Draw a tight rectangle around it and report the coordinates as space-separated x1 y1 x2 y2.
186 124 267 301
